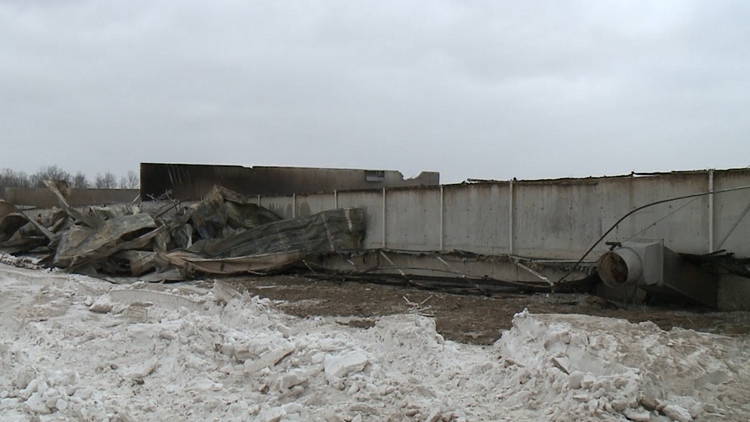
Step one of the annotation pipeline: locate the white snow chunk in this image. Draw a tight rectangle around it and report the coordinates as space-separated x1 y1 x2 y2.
243 342 295 374
123 356 159 379
1 398 20 409
19 378 39 400
56 398 68 411
568 371 585 389
581 373 596 389
663 404 693 422
255 406 286 422
324 351 369 379
88 294 113 313
25 392 50 414
623 408 651 422
280 372 306 390
282 402 304 414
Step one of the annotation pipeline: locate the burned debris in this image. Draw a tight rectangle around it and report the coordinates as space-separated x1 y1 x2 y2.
0 182 365 281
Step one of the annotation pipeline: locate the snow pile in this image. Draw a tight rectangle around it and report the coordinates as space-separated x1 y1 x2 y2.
495 310 750 421
0 263 748 421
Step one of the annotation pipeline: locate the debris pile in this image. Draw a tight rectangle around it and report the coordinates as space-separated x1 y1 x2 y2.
0 181 365 281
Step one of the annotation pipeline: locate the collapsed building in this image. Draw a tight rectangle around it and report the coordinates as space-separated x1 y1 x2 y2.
1 165 749 311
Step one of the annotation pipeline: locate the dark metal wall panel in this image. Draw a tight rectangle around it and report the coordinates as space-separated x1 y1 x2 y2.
140 163 439 200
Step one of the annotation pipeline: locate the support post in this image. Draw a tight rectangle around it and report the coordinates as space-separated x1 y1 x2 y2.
708 169 714 253
382 187 387 249
292 193 297 219
509 178 514 255
257 195 261 206
333 190 338 209
439 185 444 251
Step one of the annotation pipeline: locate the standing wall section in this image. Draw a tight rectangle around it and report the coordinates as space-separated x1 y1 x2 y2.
252 168 750 260
335 190 386 249
513 181 601 260
384 187 442 251
442 184 510 256
713 171 750 254
598 174 710 255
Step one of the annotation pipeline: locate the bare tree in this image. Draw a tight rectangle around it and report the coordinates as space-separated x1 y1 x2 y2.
0 168 31 199
94 172 118 189
72 171 90 189
119 170 139 189
0 169 31 187
30 165 71 187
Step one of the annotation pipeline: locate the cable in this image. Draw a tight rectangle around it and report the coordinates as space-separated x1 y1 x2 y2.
623 196 699 242
557 184 750 284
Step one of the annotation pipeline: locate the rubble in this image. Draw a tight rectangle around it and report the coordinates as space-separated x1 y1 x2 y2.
0 182 365 281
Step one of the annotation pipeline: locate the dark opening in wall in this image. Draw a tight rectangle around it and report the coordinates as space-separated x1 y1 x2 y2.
365 170 386 182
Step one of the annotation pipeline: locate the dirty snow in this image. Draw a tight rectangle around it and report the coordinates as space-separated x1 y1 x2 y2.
0 262 748 421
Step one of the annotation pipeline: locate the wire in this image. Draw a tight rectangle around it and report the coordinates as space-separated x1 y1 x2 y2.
623 196 699 242
556 184 750 284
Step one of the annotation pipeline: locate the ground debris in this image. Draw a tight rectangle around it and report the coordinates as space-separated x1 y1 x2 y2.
403 295 435 316
0 182 365 281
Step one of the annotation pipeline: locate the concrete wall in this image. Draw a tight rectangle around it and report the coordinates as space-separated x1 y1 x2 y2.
717 275 750 311
140 163 440 200
263 168 750 260
4 188 140 209
265 168 750 309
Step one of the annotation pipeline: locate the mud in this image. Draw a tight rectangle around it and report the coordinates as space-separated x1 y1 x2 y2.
225 275 750 345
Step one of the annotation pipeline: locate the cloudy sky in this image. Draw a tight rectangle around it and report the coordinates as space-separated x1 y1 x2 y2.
1 1 748 183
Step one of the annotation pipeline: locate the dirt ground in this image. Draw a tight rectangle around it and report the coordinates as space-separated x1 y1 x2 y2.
225 275 750 345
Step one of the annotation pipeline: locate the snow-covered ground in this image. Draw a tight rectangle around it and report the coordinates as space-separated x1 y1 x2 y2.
0 262 748 421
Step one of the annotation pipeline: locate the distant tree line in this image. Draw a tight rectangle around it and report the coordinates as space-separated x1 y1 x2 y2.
0 165 139 198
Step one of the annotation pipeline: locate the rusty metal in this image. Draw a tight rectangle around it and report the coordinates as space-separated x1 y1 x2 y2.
597 249 642 288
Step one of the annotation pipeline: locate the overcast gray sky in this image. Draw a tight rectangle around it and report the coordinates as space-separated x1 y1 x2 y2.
1 1 748 183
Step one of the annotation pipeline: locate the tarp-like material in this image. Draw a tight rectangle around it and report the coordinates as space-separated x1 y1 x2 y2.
202 208 365 258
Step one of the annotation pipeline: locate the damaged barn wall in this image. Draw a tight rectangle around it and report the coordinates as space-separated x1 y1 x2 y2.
4 188 140 209
265 169 750 258
140 163 440 200
256 168 750 310
262 189 388 250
